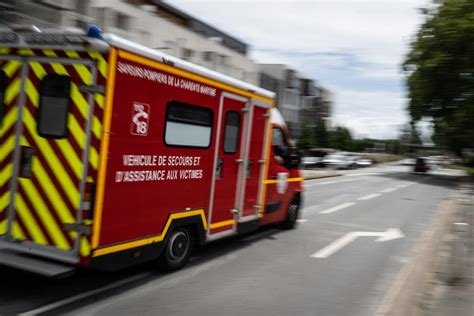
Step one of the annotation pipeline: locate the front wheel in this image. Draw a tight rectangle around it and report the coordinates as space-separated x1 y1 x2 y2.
159 227 194 271
282 195 300 230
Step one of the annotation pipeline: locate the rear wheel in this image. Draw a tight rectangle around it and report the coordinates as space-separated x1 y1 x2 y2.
160 227 194 271
282 195 300 230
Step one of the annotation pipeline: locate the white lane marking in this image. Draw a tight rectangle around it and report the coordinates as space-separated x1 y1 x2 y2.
347 172 380 177
316 180 338 185
297 219 308 223
358 193 381 201
310 228 405 259
319 202 356 214
380 187 399 193
311 177 372 186
395 183 412 188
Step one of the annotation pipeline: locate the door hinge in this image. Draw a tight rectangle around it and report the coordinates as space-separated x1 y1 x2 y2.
79 84 105 95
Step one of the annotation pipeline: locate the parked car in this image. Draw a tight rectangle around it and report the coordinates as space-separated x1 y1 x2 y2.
301 157 322 169
355 158 373 167
322 154 358 169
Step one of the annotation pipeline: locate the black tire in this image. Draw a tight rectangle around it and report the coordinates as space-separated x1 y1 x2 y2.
159 227 194 271
282 195 300 230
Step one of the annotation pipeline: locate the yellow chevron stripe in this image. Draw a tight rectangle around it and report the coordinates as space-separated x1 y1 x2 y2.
95 94 104 109
0 108 18 138
12 221 26 240
0 219 6 235
25 79 84 179
15 194 48 245
19 48 35 56
24 139 75 225
3 61 21 77
89 147 99 170
0 163 12 188
22 108 80 207
0 191 9 212
0 48 10 55
4 78 21 105
88 51 108 78
29 59 103 150
28 61 47 79
19 179 71 249
0 136 14 163
63 50 93 84
80 236 91 257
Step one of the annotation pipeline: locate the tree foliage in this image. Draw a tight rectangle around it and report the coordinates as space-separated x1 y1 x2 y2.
403 0 474 154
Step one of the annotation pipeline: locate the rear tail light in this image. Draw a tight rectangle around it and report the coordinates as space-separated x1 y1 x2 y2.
82 182 96 221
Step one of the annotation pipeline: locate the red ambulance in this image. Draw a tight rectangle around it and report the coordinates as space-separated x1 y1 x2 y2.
0 27 302 276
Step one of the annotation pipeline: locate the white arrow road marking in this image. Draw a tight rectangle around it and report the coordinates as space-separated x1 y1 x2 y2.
310 228 405 259
319 202 356 214
297 219 308 223
358 193 381 200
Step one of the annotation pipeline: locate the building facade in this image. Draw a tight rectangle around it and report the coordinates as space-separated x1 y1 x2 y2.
1 0 259 84
259 64 333 142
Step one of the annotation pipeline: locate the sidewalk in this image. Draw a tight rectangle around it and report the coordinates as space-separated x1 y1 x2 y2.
302 169 341 180
419 180 474 316
376 178 474 316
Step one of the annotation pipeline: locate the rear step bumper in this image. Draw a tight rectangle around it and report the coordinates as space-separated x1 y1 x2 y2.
0 248 76 278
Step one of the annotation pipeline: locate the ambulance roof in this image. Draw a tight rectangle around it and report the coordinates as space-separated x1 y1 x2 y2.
104 34 275 100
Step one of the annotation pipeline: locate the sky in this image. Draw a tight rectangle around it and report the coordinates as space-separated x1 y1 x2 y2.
169 0 430 139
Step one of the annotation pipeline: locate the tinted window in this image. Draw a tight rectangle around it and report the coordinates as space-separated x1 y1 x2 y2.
37 74 71 138
165 101 213 148
0 71 6 126
223 111 240 154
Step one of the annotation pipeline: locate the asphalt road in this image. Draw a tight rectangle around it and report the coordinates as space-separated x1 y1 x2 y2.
0 164 463 315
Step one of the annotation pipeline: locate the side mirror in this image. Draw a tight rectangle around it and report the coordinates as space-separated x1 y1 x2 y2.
289 153 301 169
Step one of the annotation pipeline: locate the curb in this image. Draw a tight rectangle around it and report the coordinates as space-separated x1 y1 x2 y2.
374 190 461 316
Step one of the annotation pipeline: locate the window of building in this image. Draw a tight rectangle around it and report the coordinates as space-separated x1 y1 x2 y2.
37 74 71 139
165 101 213 148
223 111 240 154
0 71 6 126
116 12 131 30
181 48 194 60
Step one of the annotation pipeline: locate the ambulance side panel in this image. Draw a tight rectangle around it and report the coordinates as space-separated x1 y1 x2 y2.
95 51 219 250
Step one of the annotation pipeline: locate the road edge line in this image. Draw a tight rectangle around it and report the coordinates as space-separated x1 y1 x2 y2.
373 190 460 316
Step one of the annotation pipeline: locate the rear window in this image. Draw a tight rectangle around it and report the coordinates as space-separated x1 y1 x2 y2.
37 74 71 139
164 101 213 148
0 71 6 126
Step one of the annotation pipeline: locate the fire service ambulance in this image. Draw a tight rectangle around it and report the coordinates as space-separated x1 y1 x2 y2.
0 27 302 277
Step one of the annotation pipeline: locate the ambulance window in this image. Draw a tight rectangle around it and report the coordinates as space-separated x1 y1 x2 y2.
37 74 71 139
0 71 6 126
165 101 213 148
272 128 289 157
223 111 240 154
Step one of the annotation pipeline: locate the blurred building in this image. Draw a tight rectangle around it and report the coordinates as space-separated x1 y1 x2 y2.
259 64 333 141
1 0 259 84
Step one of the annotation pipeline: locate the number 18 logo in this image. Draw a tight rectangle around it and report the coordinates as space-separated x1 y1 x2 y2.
130 102 150 136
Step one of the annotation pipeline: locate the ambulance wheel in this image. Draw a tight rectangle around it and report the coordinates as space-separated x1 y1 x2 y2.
160 227 194 271
282 195 300 230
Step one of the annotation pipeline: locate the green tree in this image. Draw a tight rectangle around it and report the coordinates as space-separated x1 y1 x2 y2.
403 0 474 155
314 121 329 148
328 126 353 150
298 125 316 151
